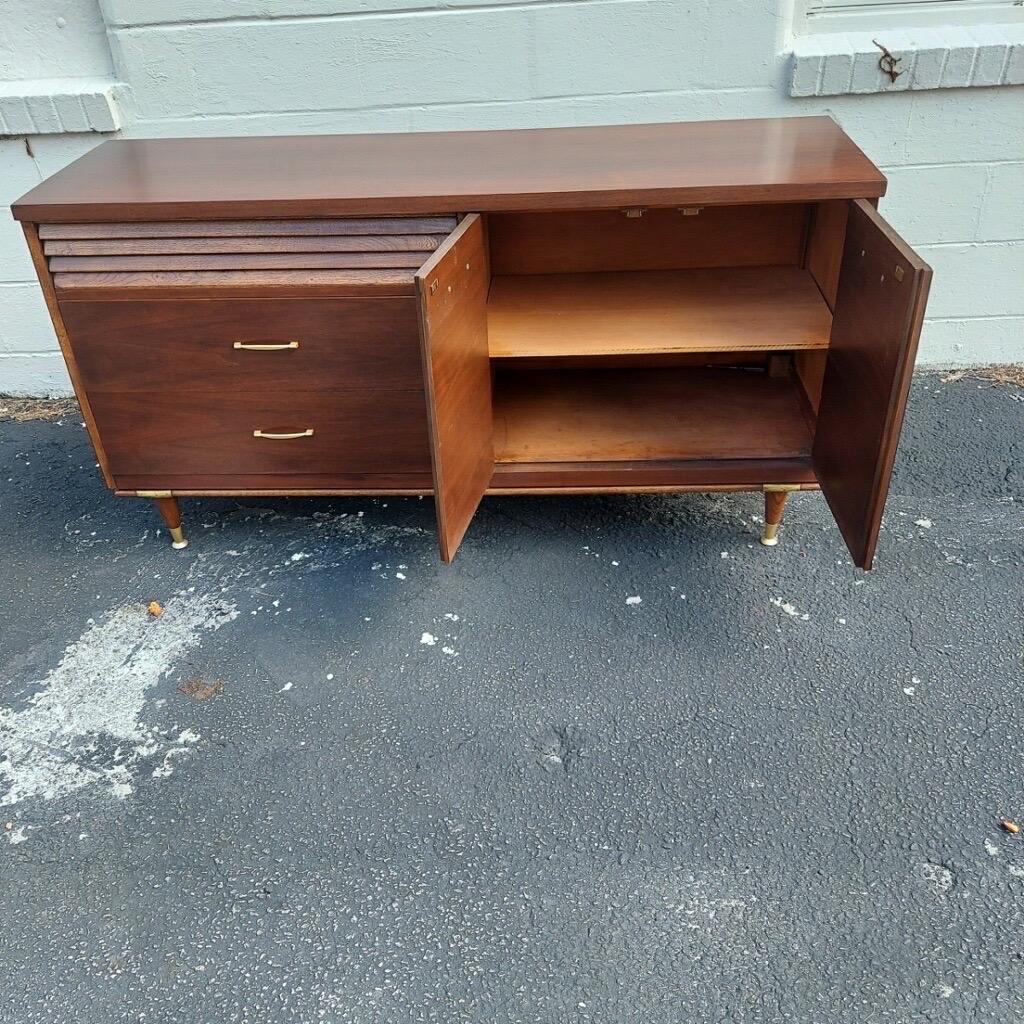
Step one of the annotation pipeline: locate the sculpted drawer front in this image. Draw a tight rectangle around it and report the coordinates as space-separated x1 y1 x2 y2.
88 389 432 477
41 216 457 294
59 297 425 393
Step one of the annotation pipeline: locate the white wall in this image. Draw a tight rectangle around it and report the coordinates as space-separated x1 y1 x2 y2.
1 0 1021 394
0 0 113 79
1 0 114 392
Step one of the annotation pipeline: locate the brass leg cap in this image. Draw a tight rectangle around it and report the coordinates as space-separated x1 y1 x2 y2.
170 526 188 550
761 523 780 546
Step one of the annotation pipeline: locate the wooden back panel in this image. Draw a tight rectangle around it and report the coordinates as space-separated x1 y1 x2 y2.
415 214 493 563
488 204 809 276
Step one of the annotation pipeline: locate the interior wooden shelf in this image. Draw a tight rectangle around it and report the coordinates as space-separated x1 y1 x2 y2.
492 367 813 465
486 266 833 358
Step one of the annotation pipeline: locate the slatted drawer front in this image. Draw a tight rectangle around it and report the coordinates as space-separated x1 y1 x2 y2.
42 217 457 294
60 297 425 393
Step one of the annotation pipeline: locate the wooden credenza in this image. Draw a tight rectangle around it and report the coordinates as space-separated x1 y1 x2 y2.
13 117 931 568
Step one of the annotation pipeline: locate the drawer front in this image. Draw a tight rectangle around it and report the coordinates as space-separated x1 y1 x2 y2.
43 216 457 296
89 390 431 478
60 297 425 392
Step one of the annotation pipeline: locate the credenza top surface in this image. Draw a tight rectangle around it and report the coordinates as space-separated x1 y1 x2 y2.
13 116 885 223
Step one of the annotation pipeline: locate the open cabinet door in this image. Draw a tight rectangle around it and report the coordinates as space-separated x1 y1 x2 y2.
416 214 493 562
813 199 932 570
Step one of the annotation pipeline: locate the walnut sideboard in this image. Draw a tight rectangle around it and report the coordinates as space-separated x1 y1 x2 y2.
13 116 931 568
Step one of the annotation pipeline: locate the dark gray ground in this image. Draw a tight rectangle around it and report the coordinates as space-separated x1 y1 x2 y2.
0 371 1021 1024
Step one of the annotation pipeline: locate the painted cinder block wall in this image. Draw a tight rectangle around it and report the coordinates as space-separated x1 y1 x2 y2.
1 0 1022 395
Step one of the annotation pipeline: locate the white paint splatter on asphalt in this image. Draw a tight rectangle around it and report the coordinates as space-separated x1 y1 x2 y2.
0 594 237 809
770 597 810 621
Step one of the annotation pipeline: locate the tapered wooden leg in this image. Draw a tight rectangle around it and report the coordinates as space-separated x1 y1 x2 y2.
761 489 789 547
154 496 188 549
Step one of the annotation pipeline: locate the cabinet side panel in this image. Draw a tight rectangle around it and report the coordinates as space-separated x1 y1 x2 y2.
21 223 115 489
797 200 850 413
805 200 849 311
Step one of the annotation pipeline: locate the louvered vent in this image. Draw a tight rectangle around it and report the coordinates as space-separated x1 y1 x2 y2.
41 217 458 294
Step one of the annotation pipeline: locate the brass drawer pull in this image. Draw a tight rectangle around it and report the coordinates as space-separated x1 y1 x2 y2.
253 428 314 440
233 341 299 351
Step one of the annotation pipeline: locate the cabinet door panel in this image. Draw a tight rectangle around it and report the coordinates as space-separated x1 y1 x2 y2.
813 199 932 569
416 214 493 562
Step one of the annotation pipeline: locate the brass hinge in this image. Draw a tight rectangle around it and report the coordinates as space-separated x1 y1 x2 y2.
136 490 173 498
679 206 703 216
623 207 645 218
763 483 802 493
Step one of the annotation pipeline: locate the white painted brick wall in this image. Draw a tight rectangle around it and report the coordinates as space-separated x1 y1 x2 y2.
790 26 1024 96
0 80 124 135
1 0 1021 394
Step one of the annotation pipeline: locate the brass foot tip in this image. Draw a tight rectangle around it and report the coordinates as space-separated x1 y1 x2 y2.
172 539 189 550
761 523 780 546
170 527 188 550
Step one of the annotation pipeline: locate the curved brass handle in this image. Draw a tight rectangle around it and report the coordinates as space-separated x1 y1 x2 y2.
253 428 314 440
234 341 299 350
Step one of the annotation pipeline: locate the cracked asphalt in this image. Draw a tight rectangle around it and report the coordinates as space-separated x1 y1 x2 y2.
0 371 1021 1023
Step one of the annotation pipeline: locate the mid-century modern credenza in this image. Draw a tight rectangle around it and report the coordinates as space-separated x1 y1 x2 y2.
13 117 931 568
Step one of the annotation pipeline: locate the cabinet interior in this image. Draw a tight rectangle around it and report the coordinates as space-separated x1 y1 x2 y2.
480 202 846 469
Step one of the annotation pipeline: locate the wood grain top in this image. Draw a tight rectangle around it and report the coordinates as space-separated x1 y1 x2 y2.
13 117 885 222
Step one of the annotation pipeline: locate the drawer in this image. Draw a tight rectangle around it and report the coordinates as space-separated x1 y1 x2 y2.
43 216 457 296
88 389 431 478
59 297 425 392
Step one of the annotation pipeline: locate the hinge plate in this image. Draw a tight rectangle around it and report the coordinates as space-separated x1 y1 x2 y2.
763 483 802 493
136 490 173 498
